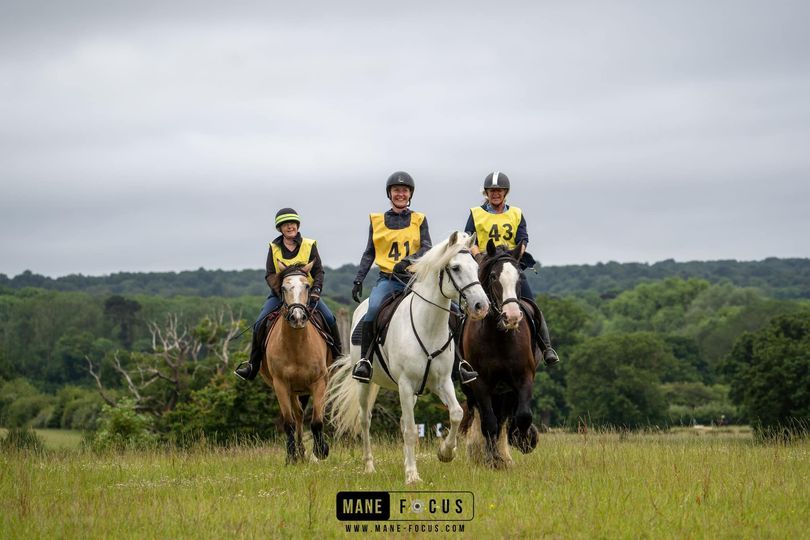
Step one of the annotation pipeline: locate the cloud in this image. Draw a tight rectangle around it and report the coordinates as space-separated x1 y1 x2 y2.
1 0 809 276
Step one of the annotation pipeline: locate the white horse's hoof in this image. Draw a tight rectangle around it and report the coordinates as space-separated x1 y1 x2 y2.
437 445 456 463
364 463 376 474
405 471 422 485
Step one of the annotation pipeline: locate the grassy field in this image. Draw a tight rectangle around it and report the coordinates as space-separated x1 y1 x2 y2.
0 428 84 450
1 428 808 539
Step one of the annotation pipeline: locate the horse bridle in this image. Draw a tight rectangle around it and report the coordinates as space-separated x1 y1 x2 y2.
438 249 482 303
485 254 521 322
280 269 311 323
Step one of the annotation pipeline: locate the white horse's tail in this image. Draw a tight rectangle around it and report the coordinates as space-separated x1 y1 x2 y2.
326 359 376 438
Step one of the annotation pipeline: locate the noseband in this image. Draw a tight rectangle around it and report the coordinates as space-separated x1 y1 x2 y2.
439 249 482 303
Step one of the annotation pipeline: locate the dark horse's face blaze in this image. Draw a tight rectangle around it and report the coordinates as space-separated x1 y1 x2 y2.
481 241 524 330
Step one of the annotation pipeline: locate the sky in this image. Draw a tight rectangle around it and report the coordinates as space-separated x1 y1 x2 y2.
1 0 809 277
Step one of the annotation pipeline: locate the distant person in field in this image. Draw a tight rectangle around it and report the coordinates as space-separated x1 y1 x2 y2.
463 171 559 367
234 208 342 381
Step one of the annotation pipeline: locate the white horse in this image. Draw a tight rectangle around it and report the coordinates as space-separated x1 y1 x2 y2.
327 231 490 484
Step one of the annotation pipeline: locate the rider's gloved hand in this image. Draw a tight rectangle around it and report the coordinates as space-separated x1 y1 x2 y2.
392 260 411 275
352 281 363 303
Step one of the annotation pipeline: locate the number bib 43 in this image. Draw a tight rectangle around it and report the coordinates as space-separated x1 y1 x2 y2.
370 212 424 274
470 206 522 250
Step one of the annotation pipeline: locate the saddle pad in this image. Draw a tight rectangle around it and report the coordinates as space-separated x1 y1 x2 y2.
349 291 408 347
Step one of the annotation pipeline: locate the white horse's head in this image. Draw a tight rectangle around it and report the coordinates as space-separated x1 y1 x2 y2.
410 231 490 320
277 261 313 329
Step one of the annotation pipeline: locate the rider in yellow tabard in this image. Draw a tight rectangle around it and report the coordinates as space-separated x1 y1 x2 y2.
234 207 342 381
464 172 560 367
350 172 429 382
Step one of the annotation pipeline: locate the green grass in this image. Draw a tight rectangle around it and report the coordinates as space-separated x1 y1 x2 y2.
0 428 84 450
1 430 808 538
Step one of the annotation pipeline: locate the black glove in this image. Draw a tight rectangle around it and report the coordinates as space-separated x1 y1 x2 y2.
392 260 411 275
308 289 321 308
352 281 363 303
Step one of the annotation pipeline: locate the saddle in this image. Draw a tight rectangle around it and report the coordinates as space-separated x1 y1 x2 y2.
350 291 409 348
260 305 333 349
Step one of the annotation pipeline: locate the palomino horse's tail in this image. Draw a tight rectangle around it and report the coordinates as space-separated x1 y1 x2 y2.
325 358 377 438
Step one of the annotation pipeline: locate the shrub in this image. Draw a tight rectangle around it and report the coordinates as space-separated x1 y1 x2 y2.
1 426 45 453
90 398 157 451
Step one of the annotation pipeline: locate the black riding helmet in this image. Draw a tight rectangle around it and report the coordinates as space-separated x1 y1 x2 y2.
275 207 301 230
385 171 415 200
483 171 510 191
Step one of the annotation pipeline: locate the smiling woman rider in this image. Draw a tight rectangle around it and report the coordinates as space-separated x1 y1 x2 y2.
234 207 342 381
464 172 559 367
349 172 431 383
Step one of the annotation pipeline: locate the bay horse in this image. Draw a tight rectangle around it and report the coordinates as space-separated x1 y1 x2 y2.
261 261 331 463
460 240 540 468
327 232 490 484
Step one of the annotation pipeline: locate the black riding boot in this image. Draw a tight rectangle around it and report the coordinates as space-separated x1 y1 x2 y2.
352 321 374 383
235 325 265 381
537 312 560 368
327 320 343 358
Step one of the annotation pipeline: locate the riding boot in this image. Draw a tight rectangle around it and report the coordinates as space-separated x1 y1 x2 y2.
352 321 374 383
235 324 266 381
536 311 560 368
327 320 343 358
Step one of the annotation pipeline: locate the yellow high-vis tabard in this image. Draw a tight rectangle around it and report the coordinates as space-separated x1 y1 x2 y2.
370 212 424 274
470 206 522 250
270 237 316 285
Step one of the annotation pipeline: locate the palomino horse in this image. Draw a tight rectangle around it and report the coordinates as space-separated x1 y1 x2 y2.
261 261 331 463
327 232 490 484
460 240 540 468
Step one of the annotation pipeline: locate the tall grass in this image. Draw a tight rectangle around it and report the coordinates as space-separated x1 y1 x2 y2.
1 429 808 538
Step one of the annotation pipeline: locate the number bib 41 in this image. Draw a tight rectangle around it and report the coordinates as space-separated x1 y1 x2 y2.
370 212 424 274
470 206 522 250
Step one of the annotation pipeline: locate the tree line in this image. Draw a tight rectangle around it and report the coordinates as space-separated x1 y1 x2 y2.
3 257 809 302
1 275 808 446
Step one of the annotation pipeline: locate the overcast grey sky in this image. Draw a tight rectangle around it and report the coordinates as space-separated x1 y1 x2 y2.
1 0 808 277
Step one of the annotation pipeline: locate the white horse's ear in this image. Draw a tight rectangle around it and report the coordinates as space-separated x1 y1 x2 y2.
277 261 288 271
447 231 459 250
465 233 476 249
302 261 314 274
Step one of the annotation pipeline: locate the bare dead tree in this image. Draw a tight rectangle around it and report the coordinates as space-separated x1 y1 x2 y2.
86 311 250 416
204 308 248 375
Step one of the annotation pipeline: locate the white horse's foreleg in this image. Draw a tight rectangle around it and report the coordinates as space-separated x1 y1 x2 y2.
398 382 421 484
358 382 375 474
434 377 463 463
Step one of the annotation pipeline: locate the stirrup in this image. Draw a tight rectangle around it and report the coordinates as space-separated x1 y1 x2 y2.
459 360 478 384
352 358 372 383
234 361 256 381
